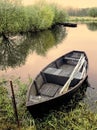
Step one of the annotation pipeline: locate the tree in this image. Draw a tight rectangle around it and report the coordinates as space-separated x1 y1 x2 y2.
0 0 27 34
88 8 97 18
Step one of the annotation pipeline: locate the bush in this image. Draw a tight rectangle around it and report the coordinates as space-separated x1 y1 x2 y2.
51 4 68 24
0 0 29 34
0 0 68 34
0 83 16 129
88 8 97 18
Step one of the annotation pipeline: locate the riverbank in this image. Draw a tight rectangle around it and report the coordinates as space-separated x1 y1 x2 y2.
69 16 97 23
0 78 97 130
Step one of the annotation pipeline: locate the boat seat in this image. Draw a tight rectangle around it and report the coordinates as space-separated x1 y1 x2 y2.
64 56 79 61
43 67 72 77
39 83 61 97
64 56 79 65
39 74 82 98
43 67 69 86
43 67 82 87
43 67 62 75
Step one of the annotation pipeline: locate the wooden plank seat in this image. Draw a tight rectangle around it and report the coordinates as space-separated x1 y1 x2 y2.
43 67 71 77
63 56 79 66
71 52 81 58
39 83 61 97
34 71 83 98
67 52 81 59
64 56 79 61
43 67 82 88
43 67 70 86
44 67 62 75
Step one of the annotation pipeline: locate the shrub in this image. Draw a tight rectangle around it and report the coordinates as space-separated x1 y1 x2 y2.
51 5 68 24
0 83 16 129
88 8 97 18
0 0 68 34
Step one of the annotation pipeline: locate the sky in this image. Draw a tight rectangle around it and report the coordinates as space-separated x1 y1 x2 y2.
23 0 97 8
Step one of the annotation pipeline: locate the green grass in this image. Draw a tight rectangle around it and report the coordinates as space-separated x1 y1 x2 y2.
69 16 97 23
0 78 97 130
36 104 97 130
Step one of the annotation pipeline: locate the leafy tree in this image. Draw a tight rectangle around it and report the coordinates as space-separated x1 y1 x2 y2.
88 8 97 18
67 8 89 17
0 0 68 34
0 0 27 34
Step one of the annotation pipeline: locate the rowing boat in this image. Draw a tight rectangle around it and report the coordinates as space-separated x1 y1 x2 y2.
26 50 88 117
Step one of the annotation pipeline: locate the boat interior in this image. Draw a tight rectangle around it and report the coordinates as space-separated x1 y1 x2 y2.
28 52 87 103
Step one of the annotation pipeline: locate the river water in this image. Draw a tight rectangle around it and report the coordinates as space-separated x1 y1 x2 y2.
0 23 97 111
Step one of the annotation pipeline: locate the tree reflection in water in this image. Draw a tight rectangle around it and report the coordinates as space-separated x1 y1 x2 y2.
0 35 30 70
86 22 97 31
0 25 67 70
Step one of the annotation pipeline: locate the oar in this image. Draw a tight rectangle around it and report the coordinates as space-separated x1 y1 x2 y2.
80 60 87 79
59 54 85 94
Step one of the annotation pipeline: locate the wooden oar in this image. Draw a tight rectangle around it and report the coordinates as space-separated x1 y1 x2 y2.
59 54 85 94
80 60 87 78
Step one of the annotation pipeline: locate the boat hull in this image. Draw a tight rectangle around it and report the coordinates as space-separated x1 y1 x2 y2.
27 76 88 117
26 50 88 117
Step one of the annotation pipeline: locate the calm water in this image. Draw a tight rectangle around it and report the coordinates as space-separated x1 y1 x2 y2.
0 23 97 110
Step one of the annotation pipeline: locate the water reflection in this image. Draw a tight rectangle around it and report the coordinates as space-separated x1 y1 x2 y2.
26 26 67 55
0 35 31 70
86 22 97 31
0 26 67 70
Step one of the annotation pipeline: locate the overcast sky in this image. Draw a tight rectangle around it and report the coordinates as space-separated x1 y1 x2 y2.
23 0 97 8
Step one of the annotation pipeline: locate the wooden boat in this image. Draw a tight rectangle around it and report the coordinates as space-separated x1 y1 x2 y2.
26 50 88 117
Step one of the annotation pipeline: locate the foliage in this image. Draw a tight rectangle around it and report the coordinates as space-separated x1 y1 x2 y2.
35 103 97 130
0 82 16 129
50 4 68 24
0 79 97 130
67 8 89 17
25 4 54 30
24 2 68 31
67 7 97 18
0 26 67 70
69 16 97 23
0 0 28 34
0 35 30 70
86 22 97 31
0 78 36 130
0 0 68 34
88 8 97 18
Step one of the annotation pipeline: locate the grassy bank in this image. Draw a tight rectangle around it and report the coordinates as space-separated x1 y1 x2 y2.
0 78 97 130
0 0 68 35
69 16 97 23
36 104 97 130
